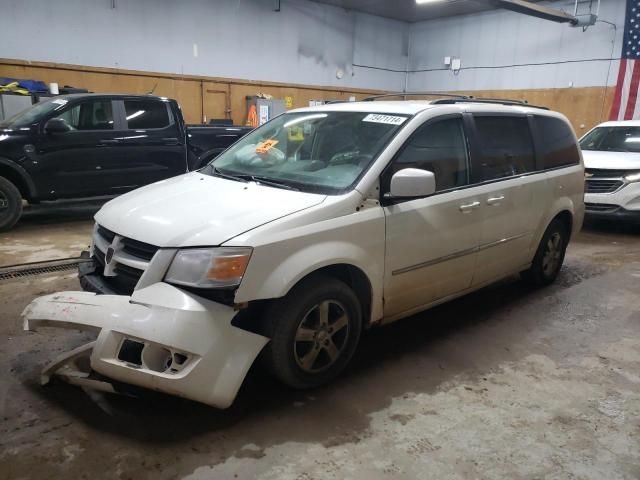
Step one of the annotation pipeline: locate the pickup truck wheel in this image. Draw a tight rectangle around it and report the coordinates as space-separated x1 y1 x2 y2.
263 275 362 389
0 176 22 232
521 219 568 287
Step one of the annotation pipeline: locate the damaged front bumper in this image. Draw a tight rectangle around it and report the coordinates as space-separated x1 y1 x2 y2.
22 282 269 409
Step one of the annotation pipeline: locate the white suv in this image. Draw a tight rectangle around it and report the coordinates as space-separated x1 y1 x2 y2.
580 120 640 221
23 97 585 408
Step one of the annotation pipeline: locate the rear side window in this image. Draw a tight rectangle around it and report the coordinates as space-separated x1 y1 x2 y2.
536 116 580 168
472 116 535 182
389 117 469 192
124 100 170 129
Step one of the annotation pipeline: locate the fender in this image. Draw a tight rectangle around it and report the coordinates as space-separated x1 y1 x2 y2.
234 208 386 324
0 157 38 199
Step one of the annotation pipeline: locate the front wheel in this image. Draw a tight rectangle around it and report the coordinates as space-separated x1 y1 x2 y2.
521 219 568 286
263 275 362 389
0 176 23 232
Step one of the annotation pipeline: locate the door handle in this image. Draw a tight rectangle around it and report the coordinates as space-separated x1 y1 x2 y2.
162 137 180 145
98 139 120 146
486 195 505 206
459 201 480 213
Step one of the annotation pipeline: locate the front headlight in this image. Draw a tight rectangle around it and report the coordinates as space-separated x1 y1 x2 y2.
165 247 252 288
625 171 640 182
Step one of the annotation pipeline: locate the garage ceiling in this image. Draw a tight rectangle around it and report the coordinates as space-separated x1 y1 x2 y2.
309 0 524 22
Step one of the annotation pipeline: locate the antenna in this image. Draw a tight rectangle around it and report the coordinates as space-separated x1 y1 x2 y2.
147 82 158 95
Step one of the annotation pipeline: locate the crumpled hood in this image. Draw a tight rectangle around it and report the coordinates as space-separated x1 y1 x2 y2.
95 172 326 247
583 150 640 171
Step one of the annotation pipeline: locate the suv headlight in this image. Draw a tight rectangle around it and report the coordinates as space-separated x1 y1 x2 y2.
165 247 252 288
625 171 640 183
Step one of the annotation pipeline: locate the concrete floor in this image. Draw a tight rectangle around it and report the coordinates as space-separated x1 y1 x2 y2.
0 208 639 480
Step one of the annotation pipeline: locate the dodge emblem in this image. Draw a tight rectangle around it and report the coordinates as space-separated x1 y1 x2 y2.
105 246 115 265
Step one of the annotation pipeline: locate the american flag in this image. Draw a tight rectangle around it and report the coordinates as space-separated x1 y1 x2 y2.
610 0 640 120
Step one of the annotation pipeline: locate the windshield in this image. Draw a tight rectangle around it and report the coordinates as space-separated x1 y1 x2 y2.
0 98 69 129
207 111 409 194
580 126 640 153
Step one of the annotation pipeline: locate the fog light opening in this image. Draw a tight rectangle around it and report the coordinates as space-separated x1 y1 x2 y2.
141 344 173 373
117 339 144 367
173 353 187 365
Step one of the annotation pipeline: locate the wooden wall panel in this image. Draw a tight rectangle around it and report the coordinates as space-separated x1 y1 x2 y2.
0 59 379 125
1 59 614 132
452 87 615 135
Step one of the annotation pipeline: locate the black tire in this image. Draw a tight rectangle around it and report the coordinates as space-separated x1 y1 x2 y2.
521 219 569 287
0 176 22 232
263 274 362 389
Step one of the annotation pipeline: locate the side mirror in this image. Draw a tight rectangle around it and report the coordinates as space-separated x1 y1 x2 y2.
44 118 71 134
388 168 436 198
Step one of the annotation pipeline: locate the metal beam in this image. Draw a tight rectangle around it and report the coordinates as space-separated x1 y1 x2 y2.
489 0 577 24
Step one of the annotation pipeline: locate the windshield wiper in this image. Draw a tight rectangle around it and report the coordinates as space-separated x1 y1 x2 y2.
210 167 299 191
210 166 249 183
248 175 300 191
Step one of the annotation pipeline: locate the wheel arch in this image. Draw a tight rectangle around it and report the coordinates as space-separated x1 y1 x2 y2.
0 158 37 201
295 263 374 328
530 195 578 256
552 209 573 237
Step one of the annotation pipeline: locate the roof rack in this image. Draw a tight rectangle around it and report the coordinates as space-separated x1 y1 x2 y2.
360 92 549 110
431 97 549 110
362 92 471 102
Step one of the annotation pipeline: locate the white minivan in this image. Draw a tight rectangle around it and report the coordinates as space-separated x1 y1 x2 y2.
23 97 585 408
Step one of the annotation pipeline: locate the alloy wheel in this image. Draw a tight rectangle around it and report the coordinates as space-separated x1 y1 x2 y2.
542 232 563 277
0 191 8 215
293 300 350 373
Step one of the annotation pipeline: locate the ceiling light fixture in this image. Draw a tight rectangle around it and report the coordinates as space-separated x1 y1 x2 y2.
416 0 446 4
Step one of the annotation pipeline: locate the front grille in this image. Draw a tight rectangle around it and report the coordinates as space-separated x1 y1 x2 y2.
91 224 159 295
121 237 159 261
585 168 628 178
97 225 116 243
94 247 105 266
585 203 619 213
585 179 624 193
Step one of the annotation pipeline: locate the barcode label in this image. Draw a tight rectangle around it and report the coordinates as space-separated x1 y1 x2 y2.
362 114 407 125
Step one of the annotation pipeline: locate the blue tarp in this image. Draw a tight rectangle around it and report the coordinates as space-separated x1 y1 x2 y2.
0 77 49 93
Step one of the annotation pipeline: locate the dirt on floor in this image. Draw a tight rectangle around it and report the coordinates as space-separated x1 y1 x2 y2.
0 213 639 480
0 200 101 266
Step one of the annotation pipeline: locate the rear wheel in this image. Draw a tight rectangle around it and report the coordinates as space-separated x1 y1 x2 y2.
0 176 22 232
521 219 568 286
263 275 362 389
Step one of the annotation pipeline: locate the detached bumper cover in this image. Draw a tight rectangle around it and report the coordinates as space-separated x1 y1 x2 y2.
22 282 269 409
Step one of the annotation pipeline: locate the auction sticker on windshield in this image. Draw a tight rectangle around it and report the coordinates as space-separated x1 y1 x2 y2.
362 114 406 125
256 139 279 154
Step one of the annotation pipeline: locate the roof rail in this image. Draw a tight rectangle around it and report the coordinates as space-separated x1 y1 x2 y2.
362 92 471 102
431 97 549 110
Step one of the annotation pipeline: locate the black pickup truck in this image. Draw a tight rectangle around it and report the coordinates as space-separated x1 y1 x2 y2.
0 94 251 230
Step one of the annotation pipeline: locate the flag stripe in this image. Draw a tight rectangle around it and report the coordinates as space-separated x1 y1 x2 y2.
609 1 640 121
619 59 634 120
625 60 640 119
610 59 627 120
